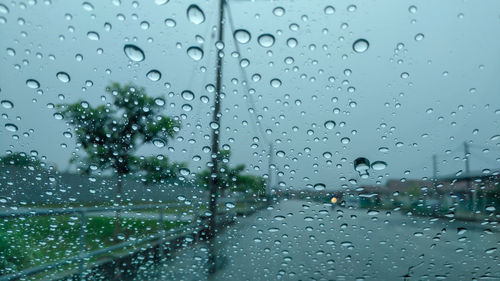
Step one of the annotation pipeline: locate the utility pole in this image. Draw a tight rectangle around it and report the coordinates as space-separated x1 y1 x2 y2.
267 143 274 198
464 141 476 212
206 0 225 274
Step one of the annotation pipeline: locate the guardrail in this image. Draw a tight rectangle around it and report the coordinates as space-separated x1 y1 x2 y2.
0 203 199 281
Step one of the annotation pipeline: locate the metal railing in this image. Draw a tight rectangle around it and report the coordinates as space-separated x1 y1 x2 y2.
0 203 200 281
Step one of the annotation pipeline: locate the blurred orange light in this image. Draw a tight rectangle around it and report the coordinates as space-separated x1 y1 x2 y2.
331 197 338 204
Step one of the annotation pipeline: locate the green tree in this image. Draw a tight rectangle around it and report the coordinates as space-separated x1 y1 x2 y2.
58 82 180 237
0 152 44 170
196 150 266 198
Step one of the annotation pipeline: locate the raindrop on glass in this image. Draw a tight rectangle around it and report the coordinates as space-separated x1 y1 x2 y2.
353 39 369 53
187 4 205 25
258 34 275 48
234 29 251 44
56 72 71 83
146 69 161 81
26 79 40 89
1 100 13 109
5 123 18 132
181 90 195 101
187 46 203 61
324 120 336 129
123 44 145 62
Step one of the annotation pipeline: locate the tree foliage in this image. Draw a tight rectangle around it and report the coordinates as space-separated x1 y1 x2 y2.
58 83 181 182
196 150 266 197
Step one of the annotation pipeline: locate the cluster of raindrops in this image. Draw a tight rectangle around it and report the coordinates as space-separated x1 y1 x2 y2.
354 157 387 178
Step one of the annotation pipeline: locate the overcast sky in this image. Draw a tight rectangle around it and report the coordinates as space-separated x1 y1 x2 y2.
1 0 500 191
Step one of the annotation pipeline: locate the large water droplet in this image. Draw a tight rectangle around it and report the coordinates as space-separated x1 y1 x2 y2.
270 79 281 88
272 7 285 17
187 4 205 24
314 183 326 191
146 69 161 81
324 120 336 129
354 157 370 172
371 161 387 171
56 72 71 83
87 31 100 40
181 90 195 101
123 44 145 62
82 2 94 11
154 98 165 106
187 46 203 61
26 79 40 89
1 100 13 109
5 123 18 132
258 34 275 48
353 39 369 53
233 29 251 44
153 139 166 148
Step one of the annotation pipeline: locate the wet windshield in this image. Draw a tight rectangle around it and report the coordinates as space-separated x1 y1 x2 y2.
1 1 499 280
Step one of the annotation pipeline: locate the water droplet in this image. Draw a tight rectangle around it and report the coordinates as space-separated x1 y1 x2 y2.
353 39 369 53
276 150 285 157
53 113 64 120
225 202 235 209
314 183 326 191
258 34 275 48
354 157 370 172
341 137 350 144
154 98 165 106
323 152 332 159
87 31 100 40
408 5 417 14
146 69 161 81
272 7 285 17
187 4 205 25
274 215 285 221
324 6 335 15
371 161 387 171
164 18 176 27
153 139 166 148
187 46 203 61
5 123 18 132
182 104 192 111
287 37 298 48
457 228 467 235
270 79 281 88
181 90 195 101
0 3 9 14
56 72 70 83
82 2 94 11
233 29 251 44
367 210 379 216
1 100 13 109
155 0 169 5
414 33 424 41
490 135 500 141
324 120 336 129
26 79 40 89
123 44 145 62
180 168 190 176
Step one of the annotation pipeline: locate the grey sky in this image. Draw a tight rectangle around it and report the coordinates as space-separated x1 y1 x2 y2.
1 0 500 191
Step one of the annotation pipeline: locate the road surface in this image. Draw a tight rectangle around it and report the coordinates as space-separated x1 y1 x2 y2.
132 200 500 281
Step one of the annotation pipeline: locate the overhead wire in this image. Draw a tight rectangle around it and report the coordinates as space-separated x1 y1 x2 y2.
224 0 271 147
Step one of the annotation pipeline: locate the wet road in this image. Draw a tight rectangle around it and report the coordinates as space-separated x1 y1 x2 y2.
133 200 500 281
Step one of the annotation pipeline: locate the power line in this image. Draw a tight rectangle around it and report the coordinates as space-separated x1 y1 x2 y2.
225 0 271 147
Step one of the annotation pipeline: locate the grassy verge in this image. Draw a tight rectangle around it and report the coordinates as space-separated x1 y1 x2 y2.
0 215 187 276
